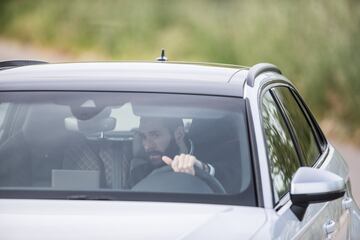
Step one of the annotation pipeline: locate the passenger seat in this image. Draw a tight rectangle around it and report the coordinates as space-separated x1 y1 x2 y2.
64 108 130 189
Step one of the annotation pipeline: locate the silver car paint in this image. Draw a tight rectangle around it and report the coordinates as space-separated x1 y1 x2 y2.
245 71 360 239
242 72 274 209
0 199 267 240
0 64 359 239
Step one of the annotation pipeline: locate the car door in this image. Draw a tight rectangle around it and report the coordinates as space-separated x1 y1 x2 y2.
261 85 350 239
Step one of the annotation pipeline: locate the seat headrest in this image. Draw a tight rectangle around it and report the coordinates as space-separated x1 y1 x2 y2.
188 116 236 145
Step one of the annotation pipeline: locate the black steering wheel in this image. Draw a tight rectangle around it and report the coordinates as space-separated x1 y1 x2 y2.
132 165 226 194
193 166 226 194
155 165 226 194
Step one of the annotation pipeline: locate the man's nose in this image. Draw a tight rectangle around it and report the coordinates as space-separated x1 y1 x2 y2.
143 138 154 151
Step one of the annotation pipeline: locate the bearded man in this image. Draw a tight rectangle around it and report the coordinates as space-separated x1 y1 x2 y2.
129 117 214 187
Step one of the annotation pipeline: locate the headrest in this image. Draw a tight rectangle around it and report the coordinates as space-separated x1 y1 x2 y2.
188 116 237 145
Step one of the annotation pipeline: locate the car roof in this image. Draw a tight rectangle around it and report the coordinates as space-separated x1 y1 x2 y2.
0 62 248 97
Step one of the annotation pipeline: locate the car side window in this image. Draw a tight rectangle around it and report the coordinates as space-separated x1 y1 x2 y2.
261 91 301 203
273 87 321 166
0 103 10 141
291 89 327 151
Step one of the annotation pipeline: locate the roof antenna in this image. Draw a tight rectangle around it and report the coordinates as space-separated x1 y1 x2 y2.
156 49 167 62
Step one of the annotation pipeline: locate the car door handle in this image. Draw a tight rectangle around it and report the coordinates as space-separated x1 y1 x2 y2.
342 197 352 210
323 220 336 235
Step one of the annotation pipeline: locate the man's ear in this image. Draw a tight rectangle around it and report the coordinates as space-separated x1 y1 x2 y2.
174 126 185 144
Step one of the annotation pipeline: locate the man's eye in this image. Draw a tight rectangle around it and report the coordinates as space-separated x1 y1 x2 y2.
150 132 160 138
136 132 145 140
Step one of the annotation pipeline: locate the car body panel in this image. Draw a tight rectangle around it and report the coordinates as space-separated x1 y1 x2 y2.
265 145 350 239
0 61 359 239
248 72 357 239
0 199 266 240
0 62 246 97
242 72 289 209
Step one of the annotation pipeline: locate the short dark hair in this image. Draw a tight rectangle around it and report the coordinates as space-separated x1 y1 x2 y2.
139 117 184 133
160 118 184 133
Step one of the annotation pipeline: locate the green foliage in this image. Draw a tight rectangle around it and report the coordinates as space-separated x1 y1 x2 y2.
0 0 359 132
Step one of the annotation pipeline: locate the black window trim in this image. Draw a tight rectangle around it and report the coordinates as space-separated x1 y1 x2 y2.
245 98 264 207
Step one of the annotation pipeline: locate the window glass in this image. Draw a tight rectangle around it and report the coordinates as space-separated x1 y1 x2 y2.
292 91 327 150
0 103 10 140
111 103 139 131
0 92 255 206
274 87 320 166
262 91 300 202
0 103 10 127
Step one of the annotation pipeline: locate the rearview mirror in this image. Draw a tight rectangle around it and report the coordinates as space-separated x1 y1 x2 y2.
290 167 345 221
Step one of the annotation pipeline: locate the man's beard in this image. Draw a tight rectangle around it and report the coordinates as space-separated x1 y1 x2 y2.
145 138 180 167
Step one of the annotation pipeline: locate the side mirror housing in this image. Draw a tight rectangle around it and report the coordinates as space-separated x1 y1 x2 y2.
290 167 345 221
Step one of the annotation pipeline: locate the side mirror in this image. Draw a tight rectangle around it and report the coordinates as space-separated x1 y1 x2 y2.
290 167 345 221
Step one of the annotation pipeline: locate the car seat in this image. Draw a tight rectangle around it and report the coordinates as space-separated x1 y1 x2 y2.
64 107 131 189
188 114 249 194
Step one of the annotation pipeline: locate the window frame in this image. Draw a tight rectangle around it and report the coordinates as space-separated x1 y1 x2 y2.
0 90 257 207
289 89 328 153
271 86 321 167
270 89 305 165
259 81 329 208
260 87 302 204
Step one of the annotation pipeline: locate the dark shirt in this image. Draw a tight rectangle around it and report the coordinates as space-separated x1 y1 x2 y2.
129 159 166 187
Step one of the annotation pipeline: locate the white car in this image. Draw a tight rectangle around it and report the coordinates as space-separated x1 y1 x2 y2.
0 59 359 239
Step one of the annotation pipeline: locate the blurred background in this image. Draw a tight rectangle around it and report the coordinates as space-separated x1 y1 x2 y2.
0 1 359 145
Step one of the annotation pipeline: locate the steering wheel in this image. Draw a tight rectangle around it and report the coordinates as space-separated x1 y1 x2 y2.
193 166 226 194
155 165 226 194
132 164 227 194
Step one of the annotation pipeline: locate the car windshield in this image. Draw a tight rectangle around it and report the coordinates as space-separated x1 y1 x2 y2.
0 92 255 206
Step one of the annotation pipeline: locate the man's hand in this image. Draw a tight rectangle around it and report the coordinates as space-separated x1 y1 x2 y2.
162 154 202 176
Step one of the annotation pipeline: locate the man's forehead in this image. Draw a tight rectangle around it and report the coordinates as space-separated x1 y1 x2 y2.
139 117 167 132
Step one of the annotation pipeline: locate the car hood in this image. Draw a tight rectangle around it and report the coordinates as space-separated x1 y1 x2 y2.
0 199 267 239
